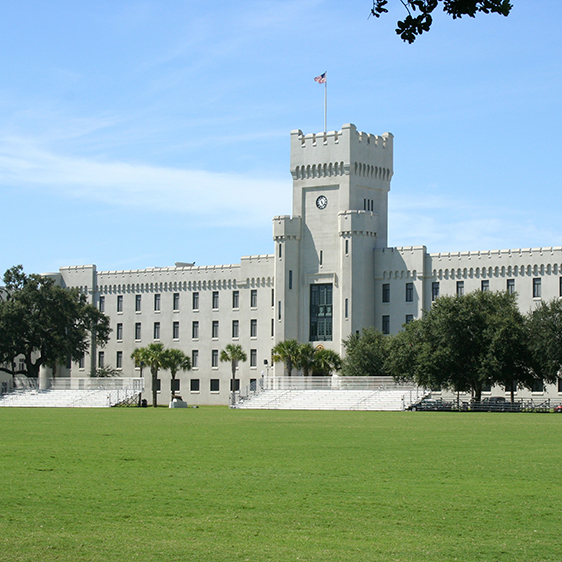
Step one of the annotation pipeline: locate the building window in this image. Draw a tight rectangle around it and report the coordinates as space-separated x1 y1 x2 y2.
251 289 257 308
172 321 179 340
271 288 275 307
171 379 180 392
192 350 198 369
558 378 562 393
405 314 414 324
230 378 240 391
431 282 440 301
405 282 414 302
212 291 219 309
117 295 123 312
456 281 464 297
560 277 562 297
382 315 390 335
190 379 200 392
192 292 199 311
116 323 123 341
153 322 160 340
533 278 542 298
278 301 281 320
135 294 141 312
507 279 515 295
319 250 323 266
232 320 239 338
78 355 85 369
116 351 123 369
345 239 349 255
155 379 161 392
532 379 544 393
289 270 293 290
212 320 219 339
98 351 105 368
232 290 239 309
382 283 390 303
173 293 180 311
99 296 105 312
481 280 489 292
211 349 218 368
250 349 257 367
278 243 282 258
192 321 199 339
250 319 257 338
345 298 348 319
309 283 332 342
135 323 141 340
154 294 161 311
210 379 220 392
271 318 274 337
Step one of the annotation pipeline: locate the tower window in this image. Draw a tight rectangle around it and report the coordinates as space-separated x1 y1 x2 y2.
310 284 333 342
382 283 390 303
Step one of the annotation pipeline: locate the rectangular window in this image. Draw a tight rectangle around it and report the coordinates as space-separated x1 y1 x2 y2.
78 355 85 369
212 291 219 309
250 319 257 338
309 283 333 341
558 378 562 393
532 379 544 393
232 290 239 309
116 323 123 341
192 350 198 368
345 239 349 255
271 288 275 307
190 379 200 392
171 379 180 392
289 270 293 290
278 243 282 258
271 318 274 337
278 301 281 320
117 295 123 312
250 289 257 308
481 280 490 292
156 379 161 392
99 296 105 312
560 277 562 297
456 281 464 297
192 321 199 339
192 292 199 311
250 349 257 367
154 294 161 311
172 321 179 340
98 351 105 368
135 294 141 312
173 293 180 311
212 320 219 339
135 322 141 340
153 322 160 340
210 379 220 392
319 250 323 266
507 278 515 295
232 320 239 338
533 278 542 298
382 315 390 335
211 349 218 368
431 282 440 302
116 351 123 369
382 283 390 303
405 314 414 324
345 298 348 319
405 282 414 302
230 379 240 391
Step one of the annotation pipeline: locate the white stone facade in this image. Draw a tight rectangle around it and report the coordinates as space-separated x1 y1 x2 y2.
51 123 562 404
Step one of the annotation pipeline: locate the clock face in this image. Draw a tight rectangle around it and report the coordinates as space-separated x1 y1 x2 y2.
316 195 328 210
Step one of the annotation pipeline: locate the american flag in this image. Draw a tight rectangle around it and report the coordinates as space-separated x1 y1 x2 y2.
314 72 326 84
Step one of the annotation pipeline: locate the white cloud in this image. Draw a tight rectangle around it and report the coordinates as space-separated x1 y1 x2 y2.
0 137 291 227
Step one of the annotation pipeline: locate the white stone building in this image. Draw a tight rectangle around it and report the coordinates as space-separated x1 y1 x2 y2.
49 123 562 404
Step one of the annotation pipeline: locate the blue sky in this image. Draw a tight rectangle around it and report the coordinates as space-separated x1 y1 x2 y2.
1 1 561 275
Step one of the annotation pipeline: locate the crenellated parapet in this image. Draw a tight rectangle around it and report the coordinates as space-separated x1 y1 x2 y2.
272 215 302 241
290 123 393 183
338 210 378 237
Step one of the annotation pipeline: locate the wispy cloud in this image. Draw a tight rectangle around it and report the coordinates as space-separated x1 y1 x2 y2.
0 136 291 227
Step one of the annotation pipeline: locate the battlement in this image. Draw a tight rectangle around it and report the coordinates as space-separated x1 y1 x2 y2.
290 124 393 179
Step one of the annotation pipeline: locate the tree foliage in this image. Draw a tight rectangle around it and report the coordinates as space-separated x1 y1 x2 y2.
273 340 342 377
272 339 300 376
371 0 512 43
526 299 562 384
162 348 192 398
341 327 390 377
0 265 111 379
220 344 247 403
130 343 167 407
387 290 531 401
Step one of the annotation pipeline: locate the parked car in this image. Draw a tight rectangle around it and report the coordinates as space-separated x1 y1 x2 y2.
408 398 453 411
471 397 521 412
554 405 562 413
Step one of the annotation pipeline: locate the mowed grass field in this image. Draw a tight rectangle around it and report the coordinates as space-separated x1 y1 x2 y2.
1 408 561 562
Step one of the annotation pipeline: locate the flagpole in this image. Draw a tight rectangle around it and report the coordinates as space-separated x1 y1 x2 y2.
324 73 327 133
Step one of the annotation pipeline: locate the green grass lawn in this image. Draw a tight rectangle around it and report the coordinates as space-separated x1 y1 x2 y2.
1 407 561 561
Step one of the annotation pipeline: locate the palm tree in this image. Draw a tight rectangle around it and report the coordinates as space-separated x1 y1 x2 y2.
296 343 316 377
162 348 191 399
271 339 300 376
220 344 247 406
311 348 342 377
130 343 167 407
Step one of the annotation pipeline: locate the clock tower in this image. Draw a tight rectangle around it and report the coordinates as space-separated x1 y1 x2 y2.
273 123 393 359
